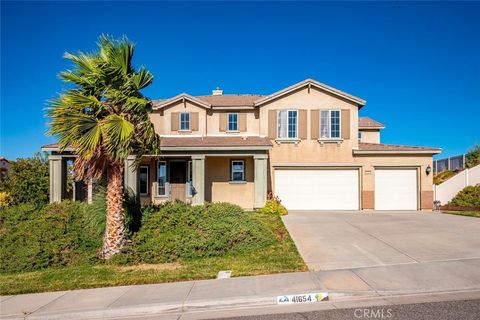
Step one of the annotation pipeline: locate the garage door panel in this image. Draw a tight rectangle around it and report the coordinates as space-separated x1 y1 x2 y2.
375 169 417 210
275 169 359 210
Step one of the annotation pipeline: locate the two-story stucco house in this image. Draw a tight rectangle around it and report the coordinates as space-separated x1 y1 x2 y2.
43 79 441 211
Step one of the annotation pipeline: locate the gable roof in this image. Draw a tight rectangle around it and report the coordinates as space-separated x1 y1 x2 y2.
152 78 366 110
358 117 385 129
152 93 212 110
254 78 366 107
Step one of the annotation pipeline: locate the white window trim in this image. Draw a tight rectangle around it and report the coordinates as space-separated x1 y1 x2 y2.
179 112 190 131
139 165 149 196
276 109 298 140
319 109 342 141
231 160 245 182
157 161 168 197
187 160 193 198
227 113 239 132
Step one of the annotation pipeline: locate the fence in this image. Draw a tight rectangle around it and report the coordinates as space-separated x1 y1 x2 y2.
433 154 465 173
434 164 480 206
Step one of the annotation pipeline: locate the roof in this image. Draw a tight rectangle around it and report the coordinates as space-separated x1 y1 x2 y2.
358 117 385 129
152 78 366 110
254 79 366 107
160 136 272 150
0 157 9 163
355 143 441 155
42 137 273 152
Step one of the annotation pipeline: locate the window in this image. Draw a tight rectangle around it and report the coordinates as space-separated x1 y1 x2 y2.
358 131 363 141
157 161 167 196
320 110 341 139
139 166 149 195
277 110 298 139
231 160 245 182
187 161 193 197
180 112 190 131
228 113 238 131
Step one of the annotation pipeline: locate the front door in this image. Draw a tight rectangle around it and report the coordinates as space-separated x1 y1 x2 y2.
169 161 187 202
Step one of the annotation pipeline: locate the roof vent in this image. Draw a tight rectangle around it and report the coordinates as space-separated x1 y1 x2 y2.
212 86 223 96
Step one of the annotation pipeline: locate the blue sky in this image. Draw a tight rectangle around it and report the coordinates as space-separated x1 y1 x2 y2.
1 1 479 160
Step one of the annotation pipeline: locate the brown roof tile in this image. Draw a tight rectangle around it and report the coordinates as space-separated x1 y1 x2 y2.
358 117 385 128
160 136 272 148
152 94 263 108
358 142 441 152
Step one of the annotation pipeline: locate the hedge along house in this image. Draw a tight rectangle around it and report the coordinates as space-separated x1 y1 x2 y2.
43 79 441 211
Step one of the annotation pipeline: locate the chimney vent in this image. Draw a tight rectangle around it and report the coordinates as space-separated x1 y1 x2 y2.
212 86 223 96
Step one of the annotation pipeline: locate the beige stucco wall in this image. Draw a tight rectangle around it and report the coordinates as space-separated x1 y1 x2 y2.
207 110 260 135
354 154 433 192
205 156 255 210
150 101 207 135
360 130 381 144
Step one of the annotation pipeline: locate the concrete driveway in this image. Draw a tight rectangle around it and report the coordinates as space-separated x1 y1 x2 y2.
282 211 480 271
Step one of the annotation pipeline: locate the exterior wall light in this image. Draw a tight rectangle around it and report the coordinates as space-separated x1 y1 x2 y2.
426 165 432 176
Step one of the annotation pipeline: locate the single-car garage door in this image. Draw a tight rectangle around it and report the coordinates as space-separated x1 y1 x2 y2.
375 169 418 210
274 169 359 210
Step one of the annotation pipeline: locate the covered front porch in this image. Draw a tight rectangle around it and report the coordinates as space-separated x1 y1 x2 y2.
42 137 271 210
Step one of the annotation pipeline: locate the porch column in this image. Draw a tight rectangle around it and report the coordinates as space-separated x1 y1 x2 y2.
254 154 268 208
191 155 205 205
49 155 66 203
124 155 138 197
87 178 93 204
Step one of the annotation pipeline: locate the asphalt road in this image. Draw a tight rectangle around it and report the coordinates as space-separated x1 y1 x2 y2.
218 299 480 320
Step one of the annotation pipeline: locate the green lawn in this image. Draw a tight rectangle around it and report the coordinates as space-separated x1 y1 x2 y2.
0 212 306 295
442 210 480 218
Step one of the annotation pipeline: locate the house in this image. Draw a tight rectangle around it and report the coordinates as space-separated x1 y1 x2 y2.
42 79 441 211
0 157 10 180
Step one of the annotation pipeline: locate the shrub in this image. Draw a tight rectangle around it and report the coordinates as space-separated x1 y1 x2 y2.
466 145 480 169
112 202 276 264
433 170 459 185
0 192 11 208
449 185 480 207
84 184 142 237
257 193 288 216
0 153 49 205
0 201 101 273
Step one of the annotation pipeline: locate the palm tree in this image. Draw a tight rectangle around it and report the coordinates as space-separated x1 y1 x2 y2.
47 35 160 259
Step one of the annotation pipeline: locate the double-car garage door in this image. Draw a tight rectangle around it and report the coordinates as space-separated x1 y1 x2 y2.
274 168 418 211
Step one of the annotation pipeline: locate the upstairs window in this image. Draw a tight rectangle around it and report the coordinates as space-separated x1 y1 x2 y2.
228 113 238 131
358 131 363 141
277 110 298 139
320 110 341 139
180 112 190 131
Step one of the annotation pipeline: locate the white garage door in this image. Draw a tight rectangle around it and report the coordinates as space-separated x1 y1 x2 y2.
375 169 418 210
274 169 359 210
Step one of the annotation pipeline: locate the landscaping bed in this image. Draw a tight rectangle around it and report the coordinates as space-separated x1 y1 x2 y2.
0 201 306 295
441 185 480 218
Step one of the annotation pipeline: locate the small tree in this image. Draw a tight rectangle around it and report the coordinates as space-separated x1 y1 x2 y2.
47 35 160 259
0 153 49 205
465 144 480 169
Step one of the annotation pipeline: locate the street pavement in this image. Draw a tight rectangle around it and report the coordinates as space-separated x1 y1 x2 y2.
216 299 480 320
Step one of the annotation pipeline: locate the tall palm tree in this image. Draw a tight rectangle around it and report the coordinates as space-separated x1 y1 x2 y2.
47 35 160 259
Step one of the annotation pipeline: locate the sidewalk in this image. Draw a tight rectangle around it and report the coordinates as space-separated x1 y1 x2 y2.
2 258 480 320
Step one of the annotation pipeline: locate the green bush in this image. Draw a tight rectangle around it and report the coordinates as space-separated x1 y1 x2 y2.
449 185 480 207
83 184 142 237
466 145 480 169
112 202 276 264
0 201 101 273
0 153 49 205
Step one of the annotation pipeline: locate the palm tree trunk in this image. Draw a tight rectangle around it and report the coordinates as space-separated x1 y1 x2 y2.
100 163 126 259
